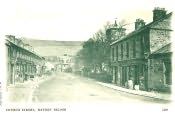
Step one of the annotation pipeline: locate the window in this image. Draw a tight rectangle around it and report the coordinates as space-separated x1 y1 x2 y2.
141 36 144 56
13 49 17 57
111 47 114 61
30 65 32 73
18 50 21 58
16 64 20 71
126 42 129 58
21 53 24 59
17 50 19 58
8 47 10 57
133 40 136 58
116 45 118 61
25 64 27 72
28 65 30 73
24 54 26 60
121 44 123 60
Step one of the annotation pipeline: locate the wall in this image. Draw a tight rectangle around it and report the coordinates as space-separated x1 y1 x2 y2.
149 17 171 53
150 29 171 53
148 59 164 90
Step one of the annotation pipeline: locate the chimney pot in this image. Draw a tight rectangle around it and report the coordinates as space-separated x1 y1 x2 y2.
153 7 167 21
135 18 145 30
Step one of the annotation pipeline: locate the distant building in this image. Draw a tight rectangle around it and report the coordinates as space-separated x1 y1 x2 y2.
44 54 74 72
6 35 45 85
110 8 172 92
55 54 74 72
44 56 60 62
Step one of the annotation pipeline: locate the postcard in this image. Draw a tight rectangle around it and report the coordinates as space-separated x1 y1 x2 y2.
0 0 174 114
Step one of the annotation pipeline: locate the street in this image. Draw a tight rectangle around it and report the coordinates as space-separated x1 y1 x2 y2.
32 72 170 104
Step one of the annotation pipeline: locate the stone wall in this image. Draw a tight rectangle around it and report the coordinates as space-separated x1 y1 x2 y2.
149 17 171 53
148 59 164 90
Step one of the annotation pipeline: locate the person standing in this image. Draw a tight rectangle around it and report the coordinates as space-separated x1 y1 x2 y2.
128 77 134 90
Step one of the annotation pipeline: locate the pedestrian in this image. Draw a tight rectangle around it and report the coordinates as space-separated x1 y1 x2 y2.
134 84 139 91
139 76 144 89
125 81 128 88
128 77 134 90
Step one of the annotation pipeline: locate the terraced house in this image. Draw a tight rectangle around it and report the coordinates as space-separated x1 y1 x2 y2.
6 35 45 85
110 7 172 92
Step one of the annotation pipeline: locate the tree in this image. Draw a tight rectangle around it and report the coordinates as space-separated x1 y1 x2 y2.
74 20 127 75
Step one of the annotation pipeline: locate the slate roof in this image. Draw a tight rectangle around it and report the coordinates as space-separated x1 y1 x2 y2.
110 12 172 46
6 39 43 59
151 43 171 54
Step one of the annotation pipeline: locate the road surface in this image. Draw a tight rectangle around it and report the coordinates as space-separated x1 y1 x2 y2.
32 72 170 104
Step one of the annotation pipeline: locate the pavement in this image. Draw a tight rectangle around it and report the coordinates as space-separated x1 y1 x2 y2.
97 82 171 101
6 74 53 103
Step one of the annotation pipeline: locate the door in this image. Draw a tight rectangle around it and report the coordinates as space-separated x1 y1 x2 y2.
135 65 139 85
163 60 172 85
121 66 127 86
10 64 14 84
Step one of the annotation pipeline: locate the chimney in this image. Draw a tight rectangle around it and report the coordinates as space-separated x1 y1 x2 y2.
153 7 167 21
135 19 145 30
6 35 15 42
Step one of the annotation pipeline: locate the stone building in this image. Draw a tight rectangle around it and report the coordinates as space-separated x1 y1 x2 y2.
148 43 172 92
6 35 45 85
110 8 172 92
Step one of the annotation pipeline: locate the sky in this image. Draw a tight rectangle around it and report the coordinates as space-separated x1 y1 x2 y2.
22 39 83 56
0 0 174 41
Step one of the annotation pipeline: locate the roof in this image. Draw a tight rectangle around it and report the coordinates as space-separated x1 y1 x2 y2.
6 39 43 59
110 12 172 46
151 43 171 55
